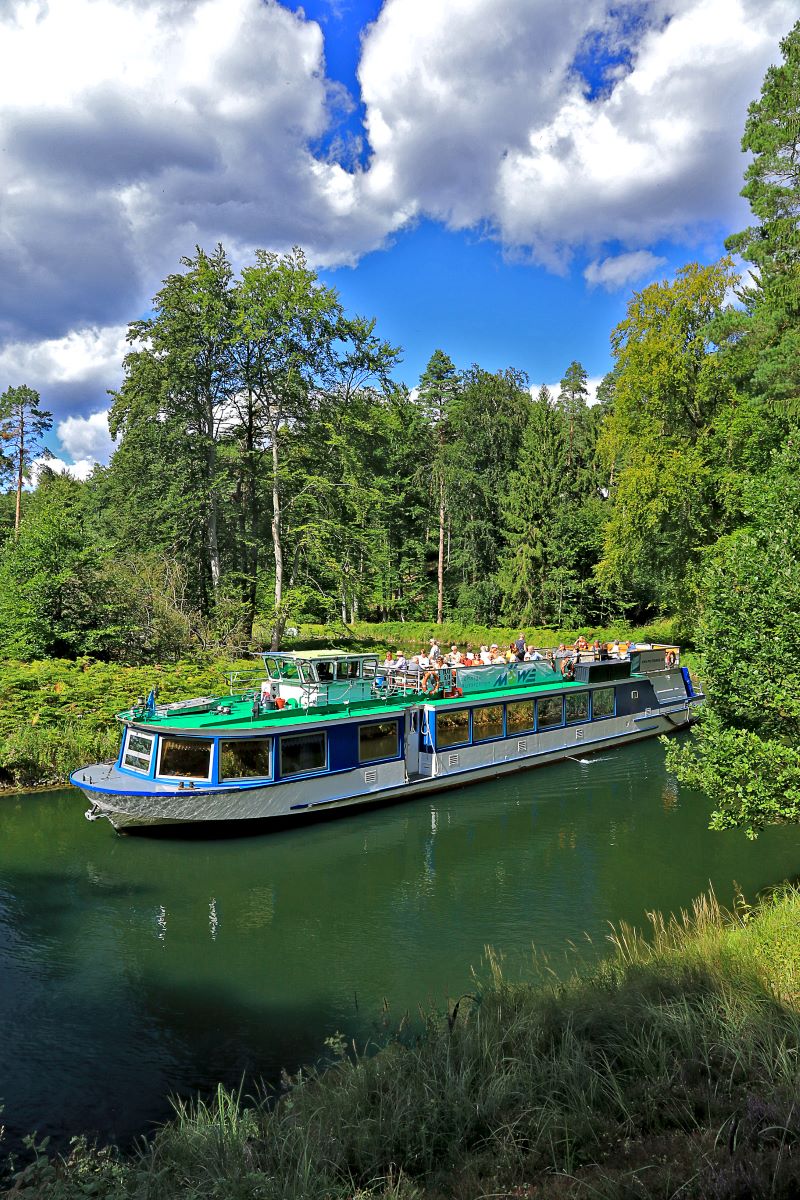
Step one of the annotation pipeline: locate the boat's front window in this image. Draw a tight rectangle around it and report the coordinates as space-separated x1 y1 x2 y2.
472 705 503 743
220 738 272 780
537 696 564 729
277 659 301 681
122 730 154 774
436 708 470 748
337 660 361 680
359 720 399 763
158 737 213 781
280 731 327 777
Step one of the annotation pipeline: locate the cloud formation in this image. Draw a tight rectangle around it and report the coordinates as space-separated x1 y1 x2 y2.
584 251 667 291
0 0 796 436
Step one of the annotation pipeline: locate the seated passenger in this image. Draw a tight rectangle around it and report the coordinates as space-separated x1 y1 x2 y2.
407 655 421 674
418 650 431 669
554 643 568 659
505 643 516 663
383 650 396 670
491 644 505 664
464 647 476 665
609 640 621 658
395 650 407 670
447 644 463 665
479 645 492 665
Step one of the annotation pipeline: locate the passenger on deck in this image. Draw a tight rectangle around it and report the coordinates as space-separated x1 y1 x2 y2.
395 650 407 670
609 640 621 658
429 638 441 661
407 655 421 675
525 646 543 661
505 643 516 663
491 644 505 664
479 645 492 665
555 643 568 660
383 650 395 670
464 647 476 665
447 644 463 665
418 650 431 669
514 632 527 661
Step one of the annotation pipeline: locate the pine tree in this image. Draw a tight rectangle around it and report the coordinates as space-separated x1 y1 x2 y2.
0 384 53 535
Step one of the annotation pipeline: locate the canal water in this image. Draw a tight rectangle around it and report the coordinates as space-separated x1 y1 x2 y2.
1 738 799 1154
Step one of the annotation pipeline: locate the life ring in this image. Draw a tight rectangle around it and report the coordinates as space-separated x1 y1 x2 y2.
422 670 440 694
560 656 575 680
666 651 677 667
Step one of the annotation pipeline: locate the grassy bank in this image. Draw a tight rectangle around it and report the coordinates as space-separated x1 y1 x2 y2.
0 620 689 791
5 885 800 1199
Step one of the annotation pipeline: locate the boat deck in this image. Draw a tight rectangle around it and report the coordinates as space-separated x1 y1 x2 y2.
122 674 596 733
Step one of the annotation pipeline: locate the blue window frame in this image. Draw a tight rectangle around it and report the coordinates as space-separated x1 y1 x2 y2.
565 692 590 724
279 731 328 778
435 708 470 749
472 704 504 743
536 695 564 730
591 687 616 720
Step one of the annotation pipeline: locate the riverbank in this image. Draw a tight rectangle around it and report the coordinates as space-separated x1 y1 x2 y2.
5 884 799 1199
0 620 687 790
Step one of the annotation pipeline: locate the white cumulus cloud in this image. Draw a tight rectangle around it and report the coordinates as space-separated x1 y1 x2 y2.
584 250 667 291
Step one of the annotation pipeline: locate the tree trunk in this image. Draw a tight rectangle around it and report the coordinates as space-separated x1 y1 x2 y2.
14 406 24 536
437 476 445 624
270 432 284 651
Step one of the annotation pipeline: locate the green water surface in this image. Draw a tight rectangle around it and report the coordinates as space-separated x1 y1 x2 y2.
1 737 799 1153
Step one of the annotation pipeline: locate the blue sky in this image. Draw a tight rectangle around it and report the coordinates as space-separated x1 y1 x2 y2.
0 0 794 474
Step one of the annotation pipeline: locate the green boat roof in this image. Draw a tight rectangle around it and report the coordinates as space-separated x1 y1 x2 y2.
122 675 606 735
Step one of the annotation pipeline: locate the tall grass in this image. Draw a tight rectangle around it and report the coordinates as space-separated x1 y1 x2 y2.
7 887 800 1199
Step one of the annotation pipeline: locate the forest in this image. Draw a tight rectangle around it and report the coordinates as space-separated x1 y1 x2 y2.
0 21 798 837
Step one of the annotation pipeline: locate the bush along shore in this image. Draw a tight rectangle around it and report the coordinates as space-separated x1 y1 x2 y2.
4 885 800 1199
0 620 686 791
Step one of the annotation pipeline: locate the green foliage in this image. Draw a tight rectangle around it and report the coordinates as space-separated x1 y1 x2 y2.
667 442 800 836
597 260 738 617
0 655 254 787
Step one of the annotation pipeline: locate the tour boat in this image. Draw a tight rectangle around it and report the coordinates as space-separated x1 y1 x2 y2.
71 646 701 832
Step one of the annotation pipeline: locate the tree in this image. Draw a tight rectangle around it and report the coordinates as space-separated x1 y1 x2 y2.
723 19 800 410
110 246 236 608
557 360 589 468
0 384 53 534
666 442 800 837
596 260 737 618
417 350 459 624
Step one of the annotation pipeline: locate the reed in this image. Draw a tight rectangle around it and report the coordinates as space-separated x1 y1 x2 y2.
5 886 800 1199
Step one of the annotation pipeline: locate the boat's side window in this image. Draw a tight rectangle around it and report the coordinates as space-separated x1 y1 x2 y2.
359 720 400 763
315 661 335 682
158 737 213 780
264 657 280 679
337 660 361 680
220 738 272 780
506 699 535 735
277 660 300 680
472 704 503 743
565 692 589 724
280 731 327 777
361 659 377 679
436 708 470 748
537 695 564 729
122 730 154 774
592 688 615 719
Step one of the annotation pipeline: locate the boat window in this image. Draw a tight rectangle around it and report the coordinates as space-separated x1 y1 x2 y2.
122 730 154 774
337 659 361 680
158 737 213 780
277 659 300 681
565 692 589 724
505 699 535 735
592 688 615 719
359 720 399 763
315 661 335 683
264 657 280 679
537 696 564 729
361 659 377 679
220 738 272 780
280 731 327 777
472 705 503 743
436 708 470 748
